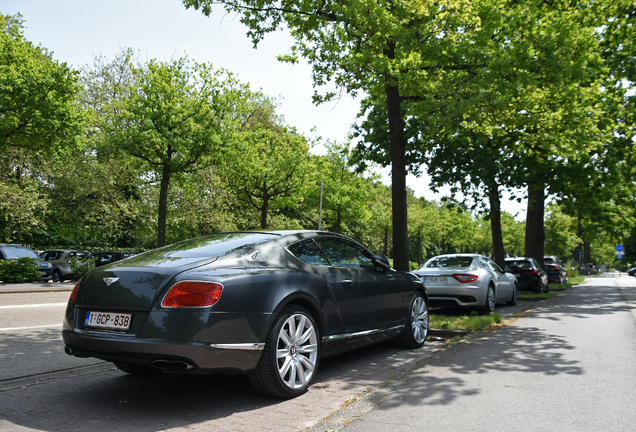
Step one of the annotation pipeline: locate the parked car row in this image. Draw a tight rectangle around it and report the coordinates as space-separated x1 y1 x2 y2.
0 244 139 283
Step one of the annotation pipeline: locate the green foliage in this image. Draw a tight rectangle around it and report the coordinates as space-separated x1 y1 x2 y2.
68 256 94 280
0 257 42 283
0 13 83 154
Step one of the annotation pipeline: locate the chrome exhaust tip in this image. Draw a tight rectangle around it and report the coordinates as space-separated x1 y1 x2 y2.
64 346 74 355
151 359 194 371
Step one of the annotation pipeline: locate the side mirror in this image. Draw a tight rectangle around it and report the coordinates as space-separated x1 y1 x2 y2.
372 254 391 272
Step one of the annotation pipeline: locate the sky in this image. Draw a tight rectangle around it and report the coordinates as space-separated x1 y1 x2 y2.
2 0 526 218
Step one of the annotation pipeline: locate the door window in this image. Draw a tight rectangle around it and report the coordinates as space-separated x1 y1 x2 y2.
315 238 374 268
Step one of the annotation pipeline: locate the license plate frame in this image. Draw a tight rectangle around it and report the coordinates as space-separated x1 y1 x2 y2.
84 311 132 330
423 276 447 283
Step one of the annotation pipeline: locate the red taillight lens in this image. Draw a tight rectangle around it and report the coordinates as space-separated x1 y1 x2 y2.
162 281 224 307
521 270 539 275
69 281 80 302
452 274 479 283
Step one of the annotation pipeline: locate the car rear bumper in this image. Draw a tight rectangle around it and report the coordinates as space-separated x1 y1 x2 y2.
62 329 263 373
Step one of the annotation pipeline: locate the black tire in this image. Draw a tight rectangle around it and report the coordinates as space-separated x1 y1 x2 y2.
506 283 517 306
52 270 62 283
479 285 495 315
545 283 550 293
395 292 428 348
248 305 319 398
113 362 163 376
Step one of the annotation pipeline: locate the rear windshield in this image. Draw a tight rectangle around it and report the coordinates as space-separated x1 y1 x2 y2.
506 260 533 269
120 233 278 268
425 256 474 268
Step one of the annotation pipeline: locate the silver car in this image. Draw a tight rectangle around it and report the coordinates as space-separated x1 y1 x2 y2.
414 254 517 314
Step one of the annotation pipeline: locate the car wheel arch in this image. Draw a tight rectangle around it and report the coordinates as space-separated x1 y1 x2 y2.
264 292 325 344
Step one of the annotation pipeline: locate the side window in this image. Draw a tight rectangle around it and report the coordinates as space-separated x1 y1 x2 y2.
40 252 50 260
485 258 503 274
315 238 374 268
288 240 329 266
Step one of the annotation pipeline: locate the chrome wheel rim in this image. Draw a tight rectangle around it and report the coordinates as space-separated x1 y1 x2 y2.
411 296 428 343
276 313 318 390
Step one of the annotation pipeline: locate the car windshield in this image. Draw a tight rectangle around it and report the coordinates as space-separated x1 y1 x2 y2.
425 256 474 268
1 247 40 260
544 258 555 264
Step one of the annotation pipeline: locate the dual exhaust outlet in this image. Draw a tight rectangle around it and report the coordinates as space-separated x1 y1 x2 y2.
64 346 194 371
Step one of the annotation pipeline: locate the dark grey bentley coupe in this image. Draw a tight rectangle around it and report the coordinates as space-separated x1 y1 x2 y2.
62 231 429 398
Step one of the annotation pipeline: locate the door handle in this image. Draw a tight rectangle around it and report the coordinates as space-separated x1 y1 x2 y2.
342 279 354 286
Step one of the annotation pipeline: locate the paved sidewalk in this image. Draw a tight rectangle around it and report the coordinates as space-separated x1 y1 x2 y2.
0 280 76 294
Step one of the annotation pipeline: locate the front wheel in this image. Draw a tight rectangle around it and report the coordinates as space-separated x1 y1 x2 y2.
52 270 62 283
395 292 428 348
248 305 319 398
479 285 495 315
506 283 517 306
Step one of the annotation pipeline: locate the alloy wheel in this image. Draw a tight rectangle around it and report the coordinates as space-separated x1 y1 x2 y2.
276 313 318 390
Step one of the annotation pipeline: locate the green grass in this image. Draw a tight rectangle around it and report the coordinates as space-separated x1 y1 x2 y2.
518 292 557 299
430 311 503 331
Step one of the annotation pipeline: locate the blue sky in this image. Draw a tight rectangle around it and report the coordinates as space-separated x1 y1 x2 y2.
2 0 526 218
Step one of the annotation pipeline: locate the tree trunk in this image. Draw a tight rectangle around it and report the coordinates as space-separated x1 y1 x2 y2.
576 212 584 265
385 81 409 271
524 183 545 268
157 164 171 247
488 183 505 268
260 189 269 229
583 241 591 264
335 205 342 234
383 226 389 257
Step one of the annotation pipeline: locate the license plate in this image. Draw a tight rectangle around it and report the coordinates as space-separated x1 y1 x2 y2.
423 277 447 283
513 274 521 277
85 311 131 330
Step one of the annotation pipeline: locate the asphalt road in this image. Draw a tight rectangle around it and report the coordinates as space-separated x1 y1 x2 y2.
324 273 636 431
1 275 633 431
0 289 104 380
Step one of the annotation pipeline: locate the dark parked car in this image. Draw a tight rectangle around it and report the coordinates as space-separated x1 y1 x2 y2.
0 244 52 281
628 267 636 277
579 263 597 275
39 249 93 282
94 251 138 267
62 231 429 398
544 256 568 284
505 257 549 293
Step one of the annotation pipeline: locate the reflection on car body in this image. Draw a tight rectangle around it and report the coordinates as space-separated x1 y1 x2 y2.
62 231 428 398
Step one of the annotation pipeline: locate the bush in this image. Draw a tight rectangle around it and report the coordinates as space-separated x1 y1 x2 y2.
0 257 42 283
69 256 95 280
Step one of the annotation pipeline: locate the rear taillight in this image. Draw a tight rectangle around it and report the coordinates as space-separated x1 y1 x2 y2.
162 281 224 308
521 270 539 275
452 274 479 283
69 281 80 302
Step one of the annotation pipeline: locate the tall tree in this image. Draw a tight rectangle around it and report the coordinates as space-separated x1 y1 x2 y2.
0 13 82 154
221 127 315 229
107 58 236 246
182 0 478 270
